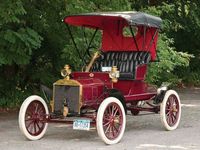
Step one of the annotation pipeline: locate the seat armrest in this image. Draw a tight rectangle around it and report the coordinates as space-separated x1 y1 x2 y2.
135 64 147 80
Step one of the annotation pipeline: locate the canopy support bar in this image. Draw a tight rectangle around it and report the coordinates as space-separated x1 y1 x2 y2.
130 26 139 51
83 27 89 48
66 25 86 64
83 28 98 59
142 26 147 50
147 29 158 51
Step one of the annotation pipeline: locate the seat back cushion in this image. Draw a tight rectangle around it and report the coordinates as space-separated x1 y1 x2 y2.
91 51 151 79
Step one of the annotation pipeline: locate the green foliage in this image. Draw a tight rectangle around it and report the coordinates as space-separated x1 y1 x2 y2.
0 0 26 24
183 72 200 86
0 28 42 65
146 34 192 86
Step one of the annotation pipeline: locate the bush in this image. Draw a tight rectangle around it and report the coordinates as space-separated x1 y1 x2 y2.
182 71 200 87
0 89 31 109
146 33 192 86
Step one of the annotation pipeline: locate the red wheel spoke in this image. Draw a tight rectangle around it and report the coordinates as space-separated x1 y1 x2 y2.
28 123 34 133
108 106 112 115
169 113 173 125
111 126 115 137
28 105 34 114
113 124 119 133
26 120 34 129
166 115 169 124
25 118 33 122
104 117 110 121
169 97 172 106
103 114 110 121
167 114 171 125
35 121 42 131
109 125 112 138
113 107 119 116
26 111 33 116
172 112 177 118
111 105 115 115
38 106 44 114
34 103 39 113
103 121 110 127
105 124 111 134
166 111 170 117
33 122 37 134
172 112 177 122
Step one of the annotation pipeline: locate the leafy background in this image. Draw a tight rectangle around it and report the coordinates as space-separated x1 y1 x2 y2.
0 0 199 108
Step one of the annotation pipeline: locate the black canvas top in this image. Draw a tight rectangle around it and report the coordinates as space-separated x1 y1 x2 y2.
65 11 162 28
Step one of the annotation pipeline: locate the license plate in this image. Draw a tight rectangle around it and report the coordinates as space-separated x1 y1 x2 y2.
73 119 90 131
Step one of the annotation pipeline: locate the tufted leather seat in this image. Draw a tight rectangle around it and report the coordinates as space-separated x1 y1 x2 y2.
91 51 151 80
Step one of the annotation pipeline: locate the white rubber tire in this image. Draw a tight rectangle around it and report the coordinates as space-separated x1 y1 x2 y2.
160 90 181 131
19 95 49 140
97 97 126 145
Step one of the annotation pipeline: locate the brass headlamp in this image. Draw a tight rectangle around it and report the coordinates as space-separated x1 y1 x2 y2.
109 66 119 83
61 64 71 80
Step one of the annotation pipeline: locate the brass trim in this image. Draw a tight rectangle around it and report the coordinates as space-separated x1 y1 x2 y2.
52 85 56 113
89 73 94 78
50 100 54 113
52 79 83 114
109 66 119 83
61 64 71 79
54 78 81 86
79 84 83 113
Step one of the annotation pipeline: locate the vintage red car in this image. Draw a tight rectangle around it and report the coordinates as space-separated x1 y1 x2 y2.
18 11 181 145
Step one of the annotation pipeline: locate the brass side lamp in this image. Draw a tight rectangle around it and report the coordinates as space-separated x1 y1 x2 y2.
109 66 120 83
61 64 71 80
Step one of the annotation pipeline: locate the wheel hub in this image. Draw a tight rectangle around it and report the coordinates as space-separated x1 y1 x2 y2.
172 105 177 112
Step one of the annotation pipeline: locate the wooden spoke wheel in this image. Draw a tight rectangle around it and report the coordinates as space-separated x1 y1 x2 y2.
19 95 49 140
160 90 181 131
97 97 126 145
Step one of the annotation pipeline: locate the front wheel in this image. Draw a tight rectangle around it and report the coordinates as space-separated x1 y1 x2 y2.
19 95 49 140
160 90 181 131
97 97 126 145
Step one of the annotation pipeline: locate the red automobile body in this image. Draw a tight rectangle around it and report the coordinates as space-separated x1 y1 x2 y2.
72 72 112 108
72 72 155 107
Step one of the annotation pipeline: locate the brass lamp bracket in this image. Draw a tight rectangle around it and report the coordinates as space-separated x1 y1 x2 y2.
61 64 72 80
109 66 119 83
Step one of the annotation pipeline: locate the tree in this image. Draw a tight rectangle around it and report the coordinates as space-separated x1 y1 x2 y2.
0 0 42 95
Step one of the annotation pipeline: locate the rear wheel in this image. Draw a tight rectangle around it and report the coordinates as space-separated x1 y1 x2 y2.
160 90 181 131
97 97 126 145
19 95 49 140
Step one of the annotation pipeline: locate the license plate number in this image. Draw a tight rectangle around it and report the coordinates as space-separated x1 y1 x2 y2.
73 119 90 131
